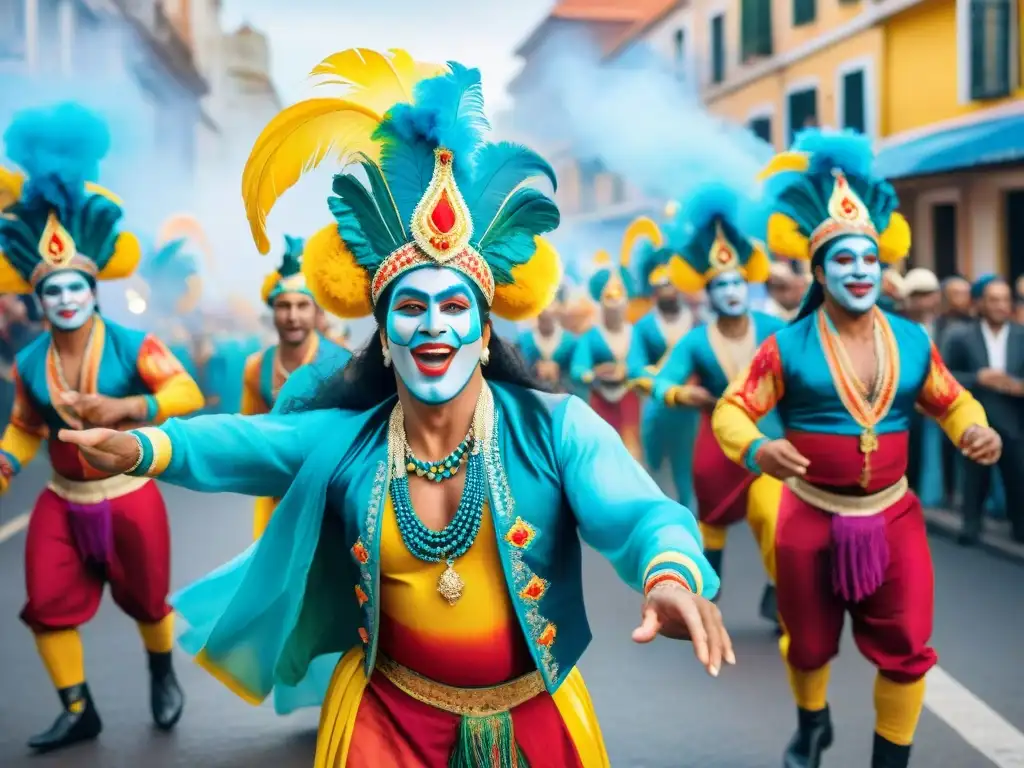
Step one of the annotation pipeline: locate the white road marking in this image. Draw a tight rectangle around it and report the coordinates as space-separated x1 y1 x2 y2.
926 665 1024 767
0 511 29 543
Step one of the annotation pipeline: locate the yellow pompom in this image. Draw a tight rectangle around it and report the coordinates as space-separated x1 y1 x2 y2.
741 245 771 285
619 216 663 267
0 251 32 294
491 236 562 321
260 271 282 305
766 213 811 261
97 232 142 281
757 152 809 182
878 212 912 265
666 254 707 294
303 223 373 319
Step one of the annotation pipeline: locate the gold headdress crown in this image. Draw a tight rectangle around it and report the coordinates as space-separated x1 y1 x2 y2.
809 170 879 255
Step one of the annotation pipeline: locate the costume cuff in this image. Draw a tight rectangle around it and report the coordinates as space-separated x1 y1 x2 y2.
127 427 173 477
0 449 23 476
142 395 159 423
744 437 768 474
642 552 702 596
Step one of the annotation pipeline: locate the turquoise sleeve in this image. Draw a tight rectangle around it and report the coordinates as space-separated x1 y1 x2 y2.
626 327 651 379
155 410 339 497
652 335 695 404
555 396 719 598
568 335 594 385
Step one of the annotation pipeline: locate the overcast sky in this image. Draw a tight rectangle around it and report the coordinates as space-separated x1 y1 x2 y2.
219 0 555 112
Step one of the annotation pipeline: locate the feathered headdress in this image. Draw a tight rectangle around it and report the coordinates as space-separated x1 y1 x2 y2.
663 182 771 294
758 128 910 265
588 216 662 305
242 48 562 321
139 238 202 315
260 235 313 306
0 102 140 294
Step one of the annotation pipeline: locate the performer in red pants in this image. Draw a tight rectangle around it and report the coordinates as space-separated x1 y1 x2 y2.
0 103 205 753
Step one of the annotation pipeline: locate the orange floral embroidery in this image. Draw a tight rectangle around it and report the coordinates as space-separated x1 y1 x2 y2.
918 341 964 418
725 337 783 420
354 585 368 606
505 517 536 549
519 575 547 601
351 540 369 564
358 627 369 644
537 623 556 647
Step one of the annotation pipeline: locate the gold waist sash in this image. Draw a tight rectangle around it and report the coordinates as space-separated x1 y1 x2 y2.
375 656 545 717
48 473 151 504
785 476 908 517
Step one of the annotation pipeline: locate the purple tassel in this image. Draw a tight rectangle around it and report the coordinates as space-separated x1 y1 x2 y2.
830 513 889 603
66 500 114 566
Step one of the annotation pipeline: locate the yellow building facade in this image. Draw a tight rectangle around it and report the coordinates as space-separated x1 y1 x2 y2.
644 0 1024 279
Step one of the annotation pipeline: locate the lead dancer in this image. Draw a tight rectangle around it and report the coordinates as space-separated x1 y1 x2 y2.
0 103 205 752
712 130 1001 768
59 49 732 767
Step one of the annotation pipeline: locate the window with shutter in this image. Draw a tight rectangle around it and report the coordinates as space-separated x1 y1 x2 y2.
931 204 958 280
793 0 816 26
786 87 818 145
741 0 773 61
749 116 772 144
969 0 1011 100
711 15 726 85
841 70 866 134
0 0 26 61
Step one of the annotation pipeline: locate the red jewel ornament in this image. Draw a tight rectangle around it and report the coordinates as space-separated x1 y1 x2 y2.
716 246 730 264
430 190 457 234
48 233 64 257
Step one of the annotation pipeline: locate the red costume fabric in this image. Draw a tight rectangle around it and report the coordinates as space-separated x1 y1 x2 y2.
692 412 755 527
587 389 640 435
21 480 172 632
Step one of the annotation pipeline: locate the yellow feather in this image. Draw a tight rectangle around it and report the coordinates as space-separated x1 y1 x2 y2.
310 48 443 114
757 152 809 181
84 182 122 205
619 216 663 267
766 213 811 261
0 166 25 209
878 212 912 265
241 98 382 254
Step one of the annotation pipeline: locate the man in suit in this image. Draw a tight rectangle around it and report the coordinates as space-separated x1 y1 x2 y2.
944 275 1024 544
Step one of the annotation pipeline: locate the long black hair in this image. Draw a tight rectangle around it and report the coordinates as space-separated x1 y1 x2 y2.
283 285 547 413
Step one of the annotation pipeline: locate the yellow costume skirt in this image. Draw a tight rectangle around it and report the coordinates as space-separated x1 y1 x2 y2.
313 648 609 767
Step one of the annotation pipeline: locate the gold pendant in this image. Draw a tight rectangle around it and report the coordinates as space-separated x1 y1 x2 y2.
437 561 465 605
858 427 878 489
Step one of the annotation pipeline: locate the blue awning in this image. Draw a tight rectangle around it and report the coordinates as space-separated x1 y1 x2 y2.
874 113 1024 179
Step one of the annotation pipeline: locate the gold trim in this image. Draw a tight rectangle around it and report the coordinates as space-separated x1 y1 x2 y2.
375 655 544 717
138 427 173 476
642 551 704 596
785 476 908 517
48 473 150 503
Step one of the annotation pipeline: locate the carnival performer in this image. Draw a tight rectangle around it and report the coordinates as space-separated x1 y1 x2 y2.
243 234 352 540
711 130 1002 768
627 218 698 507
570 221 660 459
517 287 576 391
0 102 205 753
652 182 784 626
59 49 733 768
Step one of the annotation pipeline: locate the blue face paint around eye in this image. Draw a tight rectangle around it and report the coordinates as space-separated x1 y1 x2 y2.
40 271 96 331
822 235 881 315
707 270 749 318
386 267 483 405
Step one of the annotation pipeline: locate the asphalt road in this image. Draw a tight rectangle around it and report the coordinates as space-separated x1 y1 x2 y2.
0 465 1022 767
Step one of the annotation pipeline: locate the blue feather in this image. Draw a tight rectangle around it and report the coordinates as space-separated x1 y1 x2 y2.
477 187 559 280
465 142 556 244
677 182 757 272
3 102 110 216
373 118 436 228
328 196 381 269
792 128 875 178
679 182 743 233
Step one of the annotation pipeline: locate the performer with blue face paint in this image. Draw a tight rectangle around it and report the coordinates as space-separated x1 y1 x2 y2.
712 130 1002 768
0 103 205 753
651 182 785 628
517 287 577 392
59 49 731 767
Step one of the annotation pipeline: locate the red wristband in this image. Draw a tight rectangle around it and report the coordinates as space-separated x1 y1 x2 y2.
644 571 693 596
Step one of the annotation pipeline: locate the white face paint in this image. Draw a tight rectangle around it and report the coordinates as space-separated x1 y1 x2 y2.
39 271 96 331
707 270 749 317
822 235 881 315
385 267 484 405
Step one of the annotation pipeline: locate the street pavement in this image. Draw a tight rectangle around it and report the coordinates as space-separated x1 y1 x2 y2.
0 463 1022 767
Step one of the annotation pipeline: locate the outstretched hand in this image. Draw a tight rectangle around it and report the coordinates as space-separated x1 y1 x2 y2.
58 428 141 475
632 582 736 677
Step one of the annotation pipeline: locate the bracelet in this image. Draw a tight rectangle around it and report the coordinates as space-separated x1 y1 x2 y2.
125 433 145 475
644 571 693 596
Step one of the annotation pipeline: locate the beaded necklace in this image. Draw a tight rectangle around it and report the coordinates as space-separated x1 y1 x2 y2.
404 433 472 482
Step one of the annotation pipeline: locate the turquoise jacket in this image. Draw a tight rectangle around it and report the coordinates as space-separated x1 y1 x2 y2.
626 310 694 382
141 382 717 702
516 328 576 372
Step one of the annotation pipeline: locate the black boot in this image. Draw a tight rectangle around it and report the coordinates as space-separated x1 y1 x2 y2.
28 682 103 753
871 732 911 768
760 583 781 628
704 549 723 603
783 705 833 768
148 651 184 731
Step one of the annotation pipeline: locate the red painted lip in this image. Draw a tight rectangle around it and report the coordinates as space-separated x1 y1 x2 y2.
57 309 77 319
846 282 873 298
412 343 455 377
